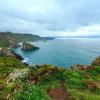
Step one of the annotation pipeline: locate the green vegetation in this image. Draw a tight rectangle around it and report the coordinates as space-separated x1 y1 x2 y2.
22 42 39 51
0 40 11 47
0 57 26 68
0 32 42 47
0 56 100 100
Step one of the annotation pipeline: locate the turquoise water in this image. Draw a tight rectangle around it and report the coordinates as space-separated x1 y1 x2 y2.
14 38 100 67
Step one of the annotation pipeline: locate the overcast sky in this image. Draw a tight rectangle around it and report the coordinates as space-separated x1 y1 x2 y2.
0 0 100 36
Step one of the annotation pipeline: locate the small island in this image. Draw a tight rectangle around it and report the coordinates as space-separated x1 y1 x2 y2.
21 42 39 51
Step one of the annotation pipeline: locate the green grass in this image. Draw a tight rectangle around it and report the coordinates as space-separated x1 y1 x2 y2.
0 40 11 47
68 89 100 100
0 66 13 74
0 57 26 68
13 80 60 100
0 32 42 47
0 56 100 100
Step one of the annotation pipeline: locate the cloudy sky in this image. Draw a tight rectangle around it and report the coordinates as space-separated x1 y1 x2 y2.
0 0 100 36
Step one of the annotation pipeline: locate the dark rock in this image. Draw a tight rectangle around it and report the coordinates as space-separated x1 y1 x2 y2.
23 62 29 66
11 51 24 60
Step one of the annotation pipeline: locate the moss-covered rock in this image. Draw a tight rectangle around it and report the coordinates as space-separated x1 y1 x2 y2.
21 42 39 51
0 47 13 57
0 47 24 61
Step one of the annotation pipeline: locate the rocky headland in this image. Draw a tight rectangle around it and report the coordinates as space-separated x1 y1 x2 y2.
21 42 39 51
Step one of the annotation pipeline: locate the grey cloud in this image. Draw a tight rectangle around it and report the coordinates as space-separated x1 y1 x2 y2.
0 0 100 36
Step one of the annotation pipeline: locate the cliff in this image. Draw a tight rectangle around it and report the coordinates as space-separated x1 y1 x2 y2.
0 47 13 57
21 42 39 51
0 47 24 61
0 32 42 47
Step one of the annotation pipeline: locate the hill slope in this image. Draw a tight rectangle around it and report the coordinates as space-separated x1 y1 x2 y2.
0 32 42 47
0 56 100 100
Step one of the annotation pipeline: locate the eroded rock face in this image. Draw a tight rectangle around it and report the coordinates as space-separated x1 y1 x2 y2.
21 42 39 51
0 47 24 61
0 47 13 57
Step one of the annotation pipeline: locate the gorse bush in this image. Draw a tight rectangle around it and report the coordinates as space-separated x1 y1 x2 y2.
92 56 100 66
0 56 100 100
28 64 65 83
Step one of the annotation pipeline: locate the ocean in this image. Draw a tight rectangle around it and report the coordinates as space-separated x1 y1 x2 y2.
14 38 100 67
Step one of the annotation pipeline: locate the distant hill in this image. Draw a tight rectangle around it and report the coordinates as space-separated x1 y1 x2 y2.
0 32 42 47
54 35 100 38
42 37 55 40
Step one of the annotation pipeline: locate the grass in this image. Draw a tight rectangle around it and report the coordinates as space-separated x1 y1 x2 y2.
68 89 100 100
13 80 60 100
0 57 26 68
0 56 100 100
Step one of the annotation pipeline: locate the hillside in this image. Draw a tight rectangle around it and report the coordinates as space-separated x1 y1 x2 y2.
0 56 100 100
0 32 42 47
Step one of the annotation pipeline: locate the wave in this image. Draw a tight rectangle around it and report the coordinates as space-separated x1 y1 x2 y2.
22 58 29 63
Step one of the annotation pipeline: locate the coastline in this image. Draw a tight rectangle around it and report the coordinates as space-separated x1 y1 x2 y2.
0 41 100 100
11 49 29 66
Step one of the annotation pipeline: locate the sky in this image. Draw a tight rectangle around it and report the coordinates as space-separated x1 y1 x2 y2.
0 0 100 36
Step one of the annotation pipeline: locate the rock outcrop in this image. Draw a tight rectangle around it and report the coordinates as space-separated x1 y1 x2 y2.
21 42 39 51
0 47 24 61
7 68 30 82
0 32 42 48
0 47 13 57
11 51 24 60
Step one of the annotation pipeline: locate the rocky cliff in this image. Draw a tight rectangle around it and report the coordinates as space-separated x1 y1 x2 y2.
21 42 39 51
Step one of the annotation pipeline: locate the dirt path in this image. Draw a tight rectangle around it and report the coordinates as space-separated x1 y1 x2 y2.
47 81 69 100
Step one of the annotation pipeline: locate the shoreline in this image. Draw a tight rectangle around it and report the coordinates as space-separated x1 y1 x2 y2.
11 49 29 66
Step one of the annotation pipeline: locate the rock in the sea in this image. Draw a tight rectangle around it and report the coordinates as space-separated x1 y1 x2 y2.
21 42 39 51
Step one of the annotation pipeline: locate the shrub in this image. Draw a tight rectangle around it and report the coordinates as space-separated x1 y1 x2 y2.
84 80 97 90
92 56 100 66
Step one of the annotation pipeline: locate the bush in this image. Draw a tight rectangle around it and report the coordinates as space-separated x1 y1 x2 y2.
63 70 85 89
28 64 65 83
92 56 100 66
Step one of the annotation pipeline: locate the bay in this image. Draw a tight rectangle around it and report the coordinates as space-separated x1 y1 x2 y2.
14 38 100 67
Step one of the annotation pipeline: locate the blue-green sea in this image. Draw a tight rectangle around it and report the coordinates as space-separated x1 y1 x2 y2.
14 38 100 67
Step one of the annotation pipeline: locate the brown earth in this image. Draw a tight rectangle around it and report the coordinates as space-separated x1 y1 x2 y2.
47 81 69 100
96 80 100 89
